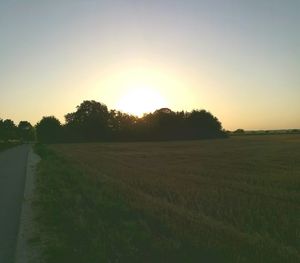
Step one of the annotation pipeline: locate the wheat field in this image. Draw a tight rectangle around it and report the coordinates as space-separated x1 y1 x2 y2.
49 135 300 262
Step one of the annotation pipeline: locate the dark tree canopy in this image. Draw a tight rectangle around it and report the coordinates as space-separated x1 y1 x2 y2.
18 121 35 141
234 129 245 134
0 119 18 141
65 100 110 141
33 100 226 143
132 108 225 141
186 110 223 139
108 110 137 140
35 116 62 143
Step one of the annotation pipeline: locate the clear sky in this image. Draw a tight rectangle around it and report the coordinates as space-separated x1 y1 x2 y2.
1 0 299 130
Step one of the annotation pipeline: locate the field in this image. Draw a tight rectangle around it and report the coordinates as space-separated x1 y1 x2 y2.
36 135 300 262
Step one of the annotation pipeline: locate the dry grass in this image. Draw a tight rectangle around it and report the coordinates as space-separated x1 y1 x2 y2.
49 135 300 262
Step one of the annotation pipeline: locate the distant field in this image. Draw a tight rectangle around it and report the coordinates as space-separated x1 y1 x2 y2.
47 135 300 262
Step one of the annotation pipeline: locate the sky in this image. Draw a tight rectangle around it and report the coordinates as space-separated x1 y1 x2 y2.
0 0 299 130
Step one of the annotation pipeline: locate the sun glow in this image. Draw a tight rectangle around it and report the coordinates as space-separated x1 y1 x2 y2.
116 86 167 117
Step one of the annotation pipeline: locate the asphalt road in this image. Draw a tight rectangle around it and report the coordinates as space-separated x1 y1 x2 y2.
0 145 30 263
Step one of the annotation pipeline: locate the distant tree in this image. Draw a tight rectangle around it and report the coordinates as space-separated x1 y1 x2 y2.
234 129 245 134
18 121 35 141
0 119 3 141
135 108 225 141
36 116 62 143
0 119 18 141
61 100 227 142
154 108 173 114
147 108 179 140
108 110 137 140
65 100 110 141
186 110 224 139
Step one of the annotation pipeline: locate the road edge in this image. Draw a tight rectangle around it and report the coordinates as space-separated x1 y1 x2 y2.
14 144 41 263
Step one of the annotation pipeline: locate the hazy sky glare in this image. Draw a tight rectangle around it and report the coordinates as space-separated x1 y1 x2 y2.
1 0 299 130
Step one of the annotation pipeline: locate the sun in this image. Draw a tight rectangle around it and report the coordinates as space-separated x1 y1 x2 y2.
116 87 167 117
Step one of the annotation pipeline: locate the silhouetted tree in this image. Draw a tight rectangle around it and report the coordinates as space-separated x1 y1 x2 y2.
134 109 225 141
234 129 245 134
138 109 179 140
18 121 35 141
36 116 62 143
186 110 223 139
108 110 137 140
0 119 18 141
291 129 299 133
60 100 227 142
65 100 110 141
0 119 3 141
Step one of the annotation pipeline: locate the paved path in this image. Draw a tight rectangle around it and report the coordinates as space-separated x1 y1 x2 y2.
0 145 30 263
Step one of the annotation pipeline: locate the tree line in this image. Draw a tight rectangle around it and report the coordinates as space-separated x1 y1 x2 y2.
0 119 35 142
36 100 226 143
1 100 227 143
